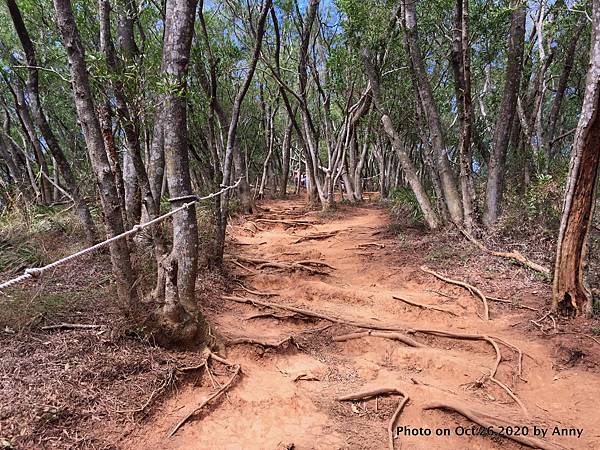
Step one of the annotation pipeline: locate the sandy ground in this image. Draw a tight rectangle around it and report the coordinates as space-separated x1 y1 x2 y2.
124 198 600 450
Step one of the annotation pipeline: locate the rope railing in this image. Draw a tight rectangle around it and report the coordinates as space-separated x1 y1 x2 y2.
0 179 241 291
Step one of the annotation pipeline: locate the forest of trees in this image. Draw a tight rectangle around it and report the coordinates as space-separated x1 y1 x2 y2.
0 0 599 343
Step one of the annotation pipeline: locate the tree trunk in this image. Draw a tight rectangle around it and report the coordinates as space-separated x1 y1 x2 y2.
552 3 600 318
450 0 475 231
403 0 463 225
53 0 137 312
8 0 98 243
547 16 586 156
483 0 525 227
361 48 440 230
279 116 293 196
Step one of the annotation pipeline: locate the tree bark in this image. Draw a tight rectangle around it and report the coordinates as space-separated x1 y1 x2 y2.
361 48 440 230
547 16 586 156
552 2 600 318
450 0 475 231
483 0 526 227
155 0 209 345
403 0 463 225
53 0 137 311
7 0 98 242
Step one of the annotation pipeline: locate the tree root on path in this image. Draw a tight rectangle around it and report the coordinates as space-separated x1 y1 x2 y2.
168 351 241 438
293 230 339 243
255 218 317 227
221 295 410 333
422 400 565 450
459 229 550 275
226 255 334 276
226 335 297 349
420 266 490 320
333 330 424 348
223 295 528 414
338 387 409 450
392 295 458 316
235 282 278 297
487 296 538 311
407 329 528 415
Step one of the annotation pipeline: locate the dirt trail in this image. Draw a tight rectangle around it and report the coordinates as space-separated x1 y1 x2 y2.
125 199 600 450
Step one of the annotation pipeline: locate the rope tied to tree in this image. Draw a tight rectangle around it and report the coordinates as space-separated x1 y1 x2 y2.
0 179 241 292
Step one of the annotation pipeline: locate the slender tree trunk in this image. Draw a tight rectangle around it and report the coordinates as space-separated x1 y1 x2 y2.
547 16 586 156
53 0 137 312
483 0 525 226
361 48 440 230
279 116 293 196
552 3 600 318
8 0 98 243
450 0 475 231
403 0 462 225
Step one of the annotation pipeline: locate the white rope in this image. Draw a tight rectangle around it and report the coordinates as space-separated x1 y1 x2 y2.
0 179 241 291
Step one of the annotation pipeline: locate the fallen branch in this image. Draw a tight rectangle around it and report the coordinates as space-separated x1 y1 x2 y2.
423 401 564 450
338 387 408 450
333 330 424 348
420 266 489 320
168 352 241 437
41 323 102 331
392 295 458 316
459 229 550 274
293 230 338 243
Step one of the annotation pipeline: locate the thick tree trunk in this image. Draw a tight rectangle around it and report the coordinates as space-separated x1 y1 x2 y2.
155 0 209 345
552 3 600 318
53 0 137 312
403 0 462 225
483 0 525 227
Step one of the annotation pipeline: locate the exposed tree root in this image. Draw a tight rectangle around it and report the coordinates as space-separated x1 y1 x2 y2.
423 401 565 450
117 369 176 414
227 255 334 276
293 230 339 243
420 266 490 320
255 218 316 227
338 387 409 450
226 335 297 349
459 229 550 274
333 330 424 348
256 261 330 275
487 296 538 311
235 283 278 297
221 295 410 333
243 311 305 321
407 328 528 415
168 352 241 438
392 295 458 316
357 242 386 249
